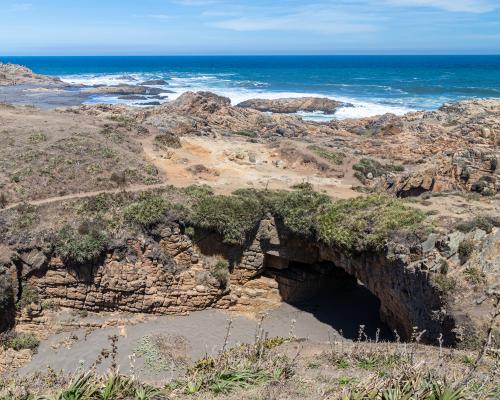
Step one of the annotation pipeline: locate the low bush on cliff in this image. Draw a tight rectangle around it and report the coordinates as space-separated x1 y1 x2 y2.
231 187 330 237
307 145 346 165
317 195 427 252
190 194 264 245
210 260 230 288
124 195 170 226
455 215 499 234
353 158 405 182
55 224 108 264
154 132 182 149
268 188 331 236
0 331 39 351
17 285 39 310
458 239 475 263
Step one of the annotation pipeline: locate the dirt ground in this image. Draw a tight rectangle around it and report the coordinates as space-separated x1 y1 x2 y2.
141 134 359 199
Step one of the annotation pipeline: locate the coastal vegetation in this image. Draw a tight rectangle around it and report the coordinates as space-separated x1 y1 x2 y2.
307 145 346 165
55 224 108 264
353 158 405 183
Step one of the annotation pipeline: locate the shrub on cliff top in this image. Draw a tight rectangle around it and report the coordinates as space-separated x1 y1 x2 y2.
124 195 170 226
231 187 331 237
55 224 108 264
268 188 331 236
317 195 427 252
191 194 264 245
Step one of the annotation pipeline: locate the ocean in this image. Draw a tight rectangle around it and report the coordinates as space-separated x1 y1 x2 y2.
2 55 499 120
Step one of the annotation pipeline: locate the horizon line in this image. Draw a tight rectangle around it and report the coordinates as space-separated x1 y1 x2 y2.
2 54 500 58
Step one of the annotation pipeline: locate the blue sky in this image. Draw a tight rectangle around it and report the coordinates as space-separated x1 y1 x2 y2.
1 0 499 55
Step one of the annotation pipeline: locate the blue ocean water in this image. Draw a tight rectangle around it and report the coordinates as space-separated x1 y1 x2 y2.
2 55 499 119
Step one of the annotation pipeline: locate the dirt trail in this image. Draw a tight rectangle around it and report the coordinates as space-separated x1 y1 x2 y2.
1 183 171 211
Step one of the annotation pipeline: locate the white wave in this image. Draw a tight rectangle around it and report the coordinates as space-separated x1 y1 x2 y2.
60 72 164 86
169 88 415 119
61 71 418 119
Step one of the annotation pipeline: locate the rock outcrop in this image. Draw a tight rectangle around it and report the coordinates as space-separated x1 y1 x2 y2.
237 97 346 114
141 91 337 138
3 212 497 349
84 85 166 96
0 63 63 87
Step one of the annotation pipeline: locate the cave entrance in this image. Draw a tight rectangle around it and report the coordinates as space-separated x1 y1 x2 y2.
263 254 392 341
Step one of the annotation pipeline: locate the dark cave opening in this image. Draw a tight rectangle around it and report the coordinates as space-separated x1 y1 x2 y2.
263 254 393 341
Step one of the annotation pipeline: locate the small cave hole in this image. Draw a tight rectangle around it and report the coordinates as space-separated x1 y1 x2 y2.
263 254 392 341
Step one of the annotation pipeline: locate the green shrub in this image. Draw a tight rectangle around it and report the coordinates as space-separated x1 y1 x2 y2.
464 267 485 285
455 215 499 234
211 260 230 288
317 195 427 252
154 132 181 149
1 331 39 351
29 132 47 144
124 196 169 226
268 188 331 236
352 158 404 181
458 239 475 262
55 224 108 264
78 193 116 216
433 274 457 294
307 145 346 165
18 285 39 310
291 182 313 190
183 184 214 200
191 194 264 245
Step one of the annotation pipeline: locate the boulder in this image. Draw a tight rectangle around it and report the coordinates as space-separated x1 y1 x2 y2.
237 97 346 114
84 85 164 96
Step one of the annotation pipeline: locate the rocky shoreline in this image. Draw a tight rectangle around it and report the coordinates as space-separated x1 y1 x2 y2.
0 63 498 398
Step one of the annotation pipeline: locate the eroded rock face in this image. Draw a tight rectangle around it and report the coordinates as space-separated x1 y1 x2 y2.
141 91 336 138
237 97 346 114
3 216 498 348
26 226 232 314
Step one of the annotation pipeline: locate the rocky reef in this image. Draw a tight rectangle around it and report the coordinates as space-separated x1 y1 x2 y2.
237 97 347 114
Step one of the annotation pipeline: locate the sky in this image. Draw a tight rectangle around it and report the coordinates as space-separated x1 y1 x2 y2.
1 0 499 55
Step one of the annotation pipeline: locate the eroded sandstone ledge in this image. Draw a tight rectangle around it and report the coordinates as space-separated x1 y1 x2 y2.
2 210 498 349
